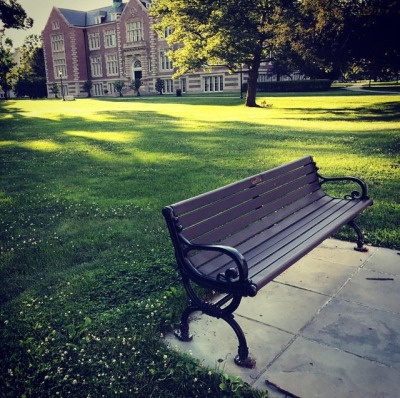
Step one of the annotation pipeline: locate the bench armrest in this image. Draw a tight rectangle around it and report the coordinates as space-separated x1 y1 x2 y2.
318 174 370 200
180 236 257 297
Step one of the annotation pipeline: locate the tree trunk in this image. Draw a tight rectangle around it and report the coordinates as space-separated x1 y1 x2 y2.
245 53 261 107
245 67 259 107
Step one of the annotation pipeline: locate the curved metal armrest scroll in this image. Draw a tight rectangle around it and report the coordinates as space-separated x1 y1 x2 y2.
181 238 249 281
179 235 257 297
318 174 370 200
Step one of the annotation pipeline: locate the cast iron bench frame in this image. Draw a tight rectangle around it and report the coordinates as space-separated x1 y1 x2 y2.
162 156 373 368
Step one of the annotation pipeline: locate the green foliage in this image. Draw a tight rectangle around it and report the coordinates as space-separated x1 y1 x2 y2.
151 0 298 106
13 75 46 98
82 80 93 97
0 35 16 98
348 0 400 80
152 0 400 89
49 82 59 98
113 80 125 97
155 77 165 94
131 78 142 96
0 93 399 397
12 35 46 99
292 0 400 80
0 0 33 30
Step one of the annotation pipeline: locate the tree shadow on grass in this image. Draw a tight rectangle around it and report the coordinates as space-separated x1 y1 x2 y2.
1 101 399 303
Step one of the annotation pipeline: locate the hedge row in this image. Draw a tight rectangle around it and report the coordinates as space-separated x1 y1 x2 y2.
243 79 332 92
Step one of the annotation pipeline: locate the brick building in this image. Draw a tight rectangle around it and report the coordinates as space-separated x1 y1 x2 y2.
42 0 273 97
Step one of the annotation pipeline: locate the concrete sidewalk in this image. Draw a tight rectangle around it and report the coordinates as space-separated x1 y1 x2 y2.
345 83 400 95
164 239 400 398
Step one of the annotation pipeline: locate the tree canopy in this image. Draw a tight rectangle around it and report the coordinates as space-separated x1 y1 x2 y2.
152 0 298 106
13 35 47 98
152 0 400 105
292 0 400 81
0 0 32 30
0 36 15 98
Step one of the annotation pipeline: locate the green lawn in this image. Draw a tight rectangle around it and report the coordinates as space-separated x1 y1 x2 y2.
1 92 399 397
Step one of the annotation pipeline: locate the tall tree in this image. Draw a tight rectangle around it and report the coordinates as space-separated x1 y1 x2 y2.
152 0 298 107
292 0 400 81
0 36 15 98
0 0 33 30
291 0 351 80
349 0 400 81
13 34 46 98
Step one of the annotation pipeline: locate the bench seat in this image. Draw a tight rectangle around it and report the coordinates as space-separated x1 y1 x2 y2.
194 192 371 290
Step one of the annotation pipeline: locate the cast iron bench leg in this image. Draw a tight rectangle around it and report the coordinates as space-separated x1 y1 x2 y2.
348 219 368 252
174 304 197 341
222 314 256 368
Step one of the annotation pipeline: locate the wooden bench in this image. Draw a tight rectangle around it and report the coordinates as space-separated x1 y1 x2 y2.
162 156 373 368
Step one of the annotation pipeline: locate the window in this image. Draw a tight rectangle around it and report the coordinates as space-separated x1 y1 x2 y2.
93 83 103 96
52 20 60 30
126 21 143 42
180 78 187 93
107 82 116 94
88 33 101 50
51 34 64 53
110 13 120 21
94 15 102 25
106 54 118 76
54 58 67 78
90 56 103 77
163 79 174 94
163 27 173 38
258 73 273 82
160 50 173 70
105 30 116 48
204 75 224 92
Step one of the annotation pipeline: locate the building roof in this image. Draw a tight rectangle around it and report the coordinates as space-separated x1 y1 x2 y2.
86 5 124 26
58 2 127 27
58 8 87 27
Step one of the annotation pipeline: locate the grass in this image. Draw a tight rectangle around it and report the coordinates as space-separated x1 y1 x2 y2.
1 92 399 397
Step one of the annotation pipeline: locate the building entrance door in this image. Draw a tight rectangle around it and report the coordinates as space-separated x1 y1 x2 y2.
132 60 142 80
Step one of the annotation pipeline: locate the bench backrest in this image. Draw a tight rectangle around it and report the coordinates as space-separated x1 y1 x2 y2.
163 156 325 261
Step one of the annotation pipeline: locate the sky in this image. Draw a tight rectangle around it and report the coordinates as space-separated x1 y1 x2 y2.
5 0 110 48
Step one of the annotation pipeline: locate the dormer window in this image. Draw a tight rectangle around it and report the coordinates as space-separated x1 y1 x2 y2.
110 12 120 21
94 11 106 25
